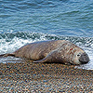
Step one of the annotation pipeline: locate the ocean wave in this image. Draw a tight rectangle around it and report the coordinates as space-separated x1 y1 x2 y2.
0 32 93 50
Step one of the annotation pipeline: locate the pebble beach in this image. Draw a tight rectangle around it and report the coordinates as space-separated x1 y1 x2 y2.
0 0 93 92
0 60 93 93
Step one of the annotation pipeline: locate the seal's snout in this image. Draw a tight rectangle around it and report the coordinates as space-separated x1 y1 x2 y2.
79 52 89 64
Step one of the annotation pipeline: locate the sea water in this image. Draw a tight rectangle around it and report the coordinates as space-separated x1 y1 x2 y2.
0 0 93 70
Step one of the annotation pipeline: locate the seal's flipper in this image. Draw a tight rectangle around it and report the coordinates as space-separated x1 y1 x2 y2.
0 53 15 58
33 58 48 63
33 53 54 63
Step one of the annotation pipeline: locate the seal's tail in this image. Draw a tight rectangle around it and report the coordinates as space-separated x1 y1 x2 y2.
0 53 15 58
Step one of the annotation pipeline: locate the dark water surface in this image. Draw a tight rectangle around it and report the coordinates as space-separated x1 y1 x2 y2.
0 0 93 70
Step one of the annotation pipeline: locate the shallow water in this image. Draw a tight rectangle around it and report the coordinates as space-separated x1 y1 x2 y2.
0 0 93 70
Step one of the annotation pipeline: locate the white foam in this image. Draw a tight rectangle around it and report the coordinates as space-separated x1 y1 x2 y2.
0 57 23 63
0 37 31 54
0 33 47 54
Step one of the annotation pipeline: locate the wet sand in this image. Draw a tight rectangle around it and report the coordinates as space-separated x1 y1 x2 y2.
0 60 93 93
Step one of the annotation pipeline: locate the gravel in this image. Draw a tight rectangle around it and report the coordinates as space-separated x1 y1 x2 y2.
0 60 93 93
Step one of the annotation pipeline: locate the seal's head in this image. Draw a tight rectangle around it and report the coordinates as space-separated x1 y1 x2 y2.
71 50 89 65
59 41 90 65
78 52 89 64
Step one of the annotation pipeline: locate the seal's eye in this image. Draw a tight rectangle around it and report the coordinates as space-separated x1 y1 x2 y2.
77 53 81 57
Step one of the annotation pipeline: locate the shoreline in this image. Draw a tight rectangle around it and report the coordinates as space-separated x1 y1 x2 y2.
0 60 93 92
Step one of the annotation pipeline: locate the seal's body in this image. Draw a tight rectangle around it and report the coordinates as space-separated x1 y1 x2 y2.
0 40 89 65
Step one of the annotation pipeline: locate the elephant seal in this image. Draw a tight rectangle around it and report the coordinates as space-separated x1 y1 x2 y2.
0 40 89 65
